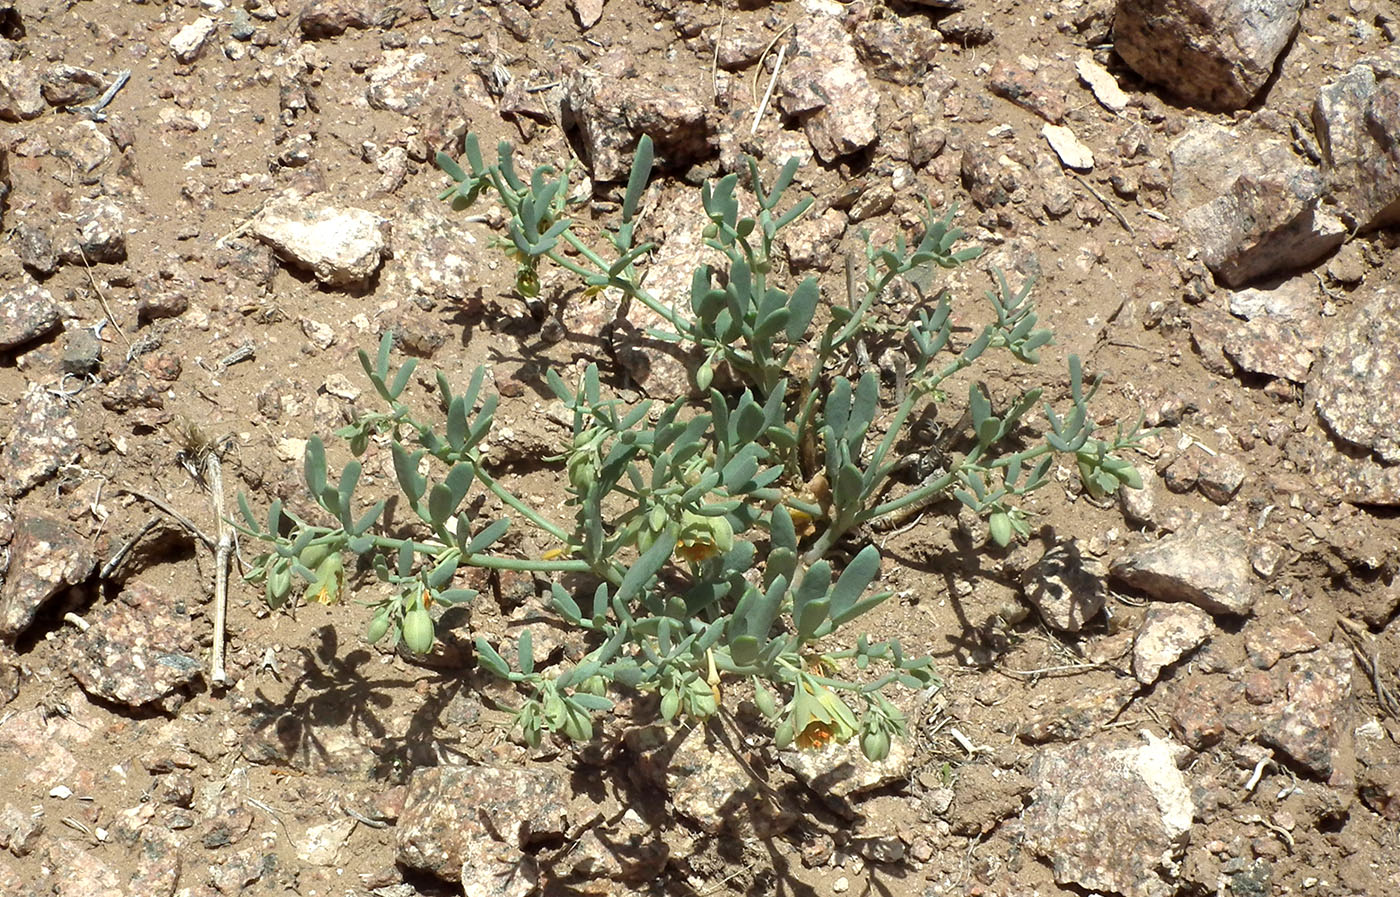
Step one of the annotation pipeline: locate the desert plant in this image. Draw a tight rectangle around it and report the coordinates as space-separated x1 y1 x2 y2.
237 136 1146 760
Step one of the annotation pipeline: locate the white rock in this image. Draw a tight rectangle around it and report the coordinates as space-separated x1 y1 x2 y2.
296 818 356 865
170 17 217 64
1076 55 1128 113
572 0 604 28
253 198 388 288
1042 124 1093 171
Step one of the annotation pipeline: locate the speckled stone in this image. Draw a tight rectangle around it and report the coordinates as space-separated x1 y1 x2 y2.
384 198 486 311
1022 539 1108 632
628 724 761 835
0 386 79 500
1024 731 1193 897
1243 617 1320 669
0 643 20 706
0 514 95 641
1261 643 1354 782
1133 604 1213 684
1310 287 1400 464
396 765 566 892
1114 0 1304 111
0 802 44 857
0 281 60 351
68 582 203 712
776 16 880 162
1111 521 1257 616
1021 678 1138 743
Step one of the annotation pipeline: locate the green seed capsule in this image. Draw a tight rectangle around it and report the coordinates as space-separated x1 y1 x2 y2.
774 719 795 750
988 512 1013 547
861 729 891 762
366 611 391 644
660 689 681 722
753 682 778 719
401 608 435 654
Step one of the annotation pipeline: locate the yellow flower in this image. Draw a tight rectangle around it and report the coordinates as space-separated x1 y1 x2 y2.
796 720 835 750
675 510 734 565
676 537 721 564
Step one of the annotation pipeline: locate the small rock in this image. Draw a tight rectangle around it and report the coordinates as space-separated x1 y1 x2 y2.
1196 453 1246 504
252 196 387 288
0 644 19 706
366 51 439 115
1076 55 1128 113
101 366 164 412
57 197 126 264
62 120 112 175
776 17 880 162
1164 675 1229 749
0 62 44 120
989 60 1066 123
1222 316 1318 383
961 146 1015 208
782 207 847 271
296 818 357 866
170 17 217 63
851 16 941 86
1227 277 1317 322
1309 287 1400 464
1312 50 1400 231
936 10 994 46
632 725 760 834
0 802 44 856
1022 678 1138 742
385 198 486 310
561 811 668 883
1243 618 1319 669
1021 539 1107 632
1160 452 1200 493
397 765 567 892
0 384 81 499
1358 763 1400 820
1260 643 1354 781
68 582 203 712
1024 731 1193 897
13 223 57 276
1114 0 1304 111
570 0 604 29
60 330 102 376
0 281 60 351
564 55 712 182
1181 170 1345 288
229 8 255 40
1132 604 1213 684
40 65 105 108
848 183 894 222
1325 243 1366 285
1042 123 1093 171
299 0 377 38
779 734 912 818
240 709 381 778
1111 521 1257 616
0 514 96 642
135 277 191 322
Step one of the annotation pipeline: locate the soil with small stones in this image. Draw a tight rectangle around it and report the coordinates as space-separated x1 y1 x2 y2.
0 1 1398 896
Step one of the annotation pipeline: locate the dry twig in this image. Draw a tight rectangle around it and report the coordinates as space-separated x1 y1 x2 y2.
1070 172 1134 236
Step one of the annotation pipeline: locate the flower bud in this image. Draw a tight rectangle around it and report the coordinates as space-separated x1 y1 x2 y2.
401 608 435 654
